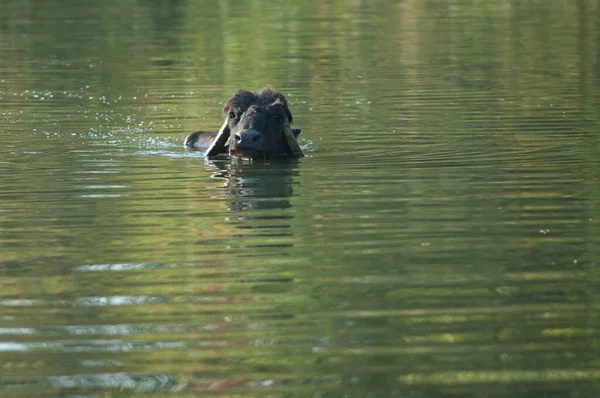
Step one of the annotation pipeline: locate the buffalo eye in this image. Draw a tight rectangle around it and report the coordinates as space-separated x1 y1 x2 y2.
228 111 237 119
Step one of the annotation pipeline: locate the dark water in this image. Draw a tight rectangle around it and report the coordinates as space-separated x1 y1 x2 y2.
2 1 600 397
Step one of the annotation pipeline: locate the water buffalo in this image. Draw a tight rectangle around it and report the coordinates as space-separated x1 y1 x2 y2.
184 88 303 159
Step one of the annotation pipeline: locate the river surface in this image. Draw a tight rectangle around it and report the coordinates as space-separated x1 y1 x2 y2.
2 1 600 397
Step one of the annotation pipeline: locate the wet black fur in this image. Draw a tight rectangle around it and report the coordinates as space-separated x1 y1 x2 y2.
223 88 293 124
184 88 302 158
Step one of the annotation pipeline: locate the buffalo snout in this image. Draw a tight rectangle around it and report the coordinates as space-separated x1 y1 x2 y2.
234 130 263 149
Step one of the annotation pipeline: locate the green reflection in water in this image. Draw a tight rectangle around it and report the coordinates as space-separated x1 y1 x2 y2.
1 0 600 397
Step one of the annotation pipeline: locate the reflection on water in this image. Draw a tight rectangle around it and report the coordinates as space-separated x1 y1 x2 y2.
2 0 600 396
209 158 299 210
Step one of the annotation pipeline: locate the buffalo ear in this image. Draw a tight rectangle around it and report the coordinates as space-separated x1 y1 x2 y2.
205 120 230 156
283 120 304 158
184 131 218 148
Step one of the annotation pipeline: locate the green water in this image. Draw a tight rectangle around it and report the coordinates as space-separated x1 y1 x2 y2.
2 1 600 397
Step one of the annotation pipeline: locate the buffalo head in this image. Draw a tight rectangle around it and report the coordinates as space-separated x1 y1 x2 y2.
184 89 303 159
